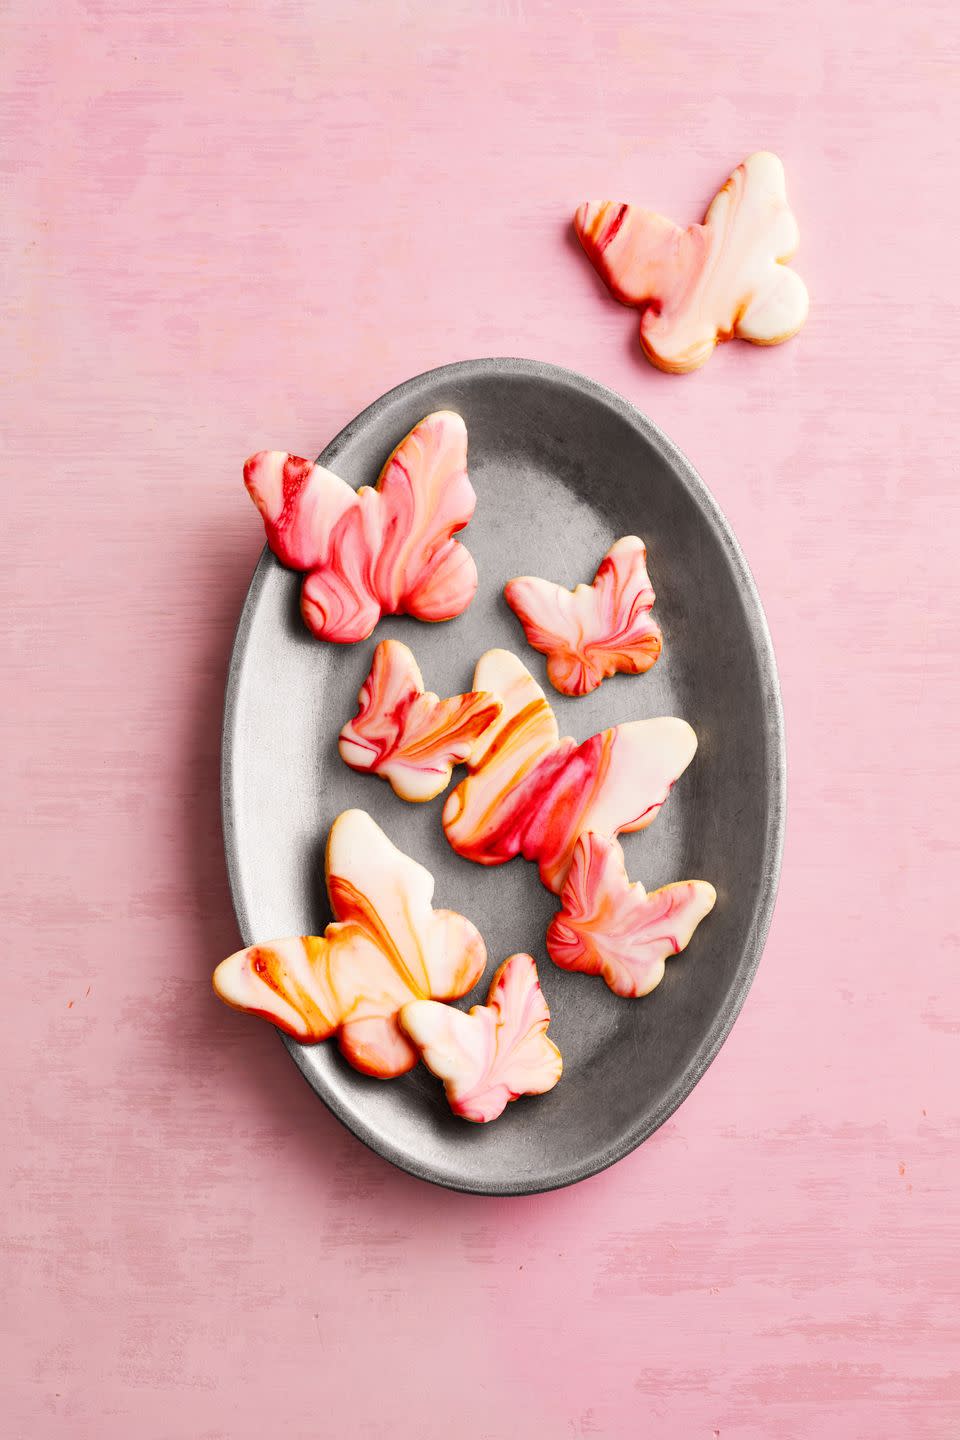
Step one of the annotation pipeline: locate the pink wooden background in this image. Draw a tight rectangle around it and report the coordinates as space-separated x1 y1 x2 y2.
2 1 958 1436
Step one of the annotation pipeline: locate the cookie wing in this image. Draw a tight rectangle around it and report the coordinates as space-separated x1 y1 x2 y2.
370 410 478 623
243 450 359 572
574 201 686 308
211 927 413 1076
326 809 487 1004
213 934 342 1042
442 649 561 869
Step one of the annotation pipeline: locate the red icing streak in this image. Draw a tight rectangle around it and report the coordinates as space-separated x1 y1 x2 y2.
600 202 629 251
278 454 313 527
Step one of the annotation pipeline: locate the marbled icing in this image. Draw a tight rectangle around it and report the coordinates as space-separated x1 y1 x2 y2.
442 650 697 893
338 639 502 801
505 535 662 695
213 810 485 1076
245 411 478 641
400 953 562 1122
547 832 716 997
575 151 808 373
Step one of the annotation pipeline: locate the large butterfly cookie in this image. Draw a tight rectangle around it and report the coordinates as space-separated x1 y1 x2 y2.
442 649 697 893
245 411 478 642
212 810 486 1077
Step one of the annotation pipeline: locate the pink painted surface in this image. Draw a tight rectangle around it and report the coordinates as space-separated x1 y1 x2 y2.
1 1 957 1436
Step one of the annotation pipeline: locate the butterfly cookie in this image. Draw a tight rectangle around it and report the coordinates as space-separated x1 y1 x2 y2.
546 832 715 998
338 639 502 801
400 952 562 1122
442 649 697 893
504 536 662 695
245 411 478 642
212 810 486 1077
575 151 808 373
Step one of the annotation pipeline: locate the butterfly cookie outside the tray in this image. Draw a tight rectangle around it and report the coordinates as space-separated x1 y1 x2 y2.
575 151 809 373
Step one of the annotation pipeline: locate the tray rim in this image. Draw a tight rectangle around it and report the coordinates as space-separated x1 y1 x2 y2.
221 356 787 1195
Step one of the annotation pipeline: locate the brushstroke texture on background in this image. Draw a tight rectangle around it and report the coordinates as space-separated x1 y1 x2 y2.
0 1 958 1437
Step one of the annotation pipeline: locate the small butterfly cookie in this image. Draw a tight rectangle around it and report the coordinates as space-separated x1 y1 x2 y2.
400 952 562 1122
547 832 715 998
338 639 502 802
504 536 662 695
575 151 808 373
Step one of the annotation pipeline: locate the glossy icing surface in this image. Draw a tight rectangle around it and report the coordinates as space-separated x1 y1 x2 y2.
442 649 697 893
504 535 662 695
547 832 716 997
338 639 502 801
400 953 562 1122
245 411 478 641
575 151 808 373
212 810 486 1076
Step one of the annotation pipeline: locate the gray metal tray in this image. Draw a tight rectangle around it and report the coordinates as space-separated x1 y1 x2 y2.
222 358 785 1194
